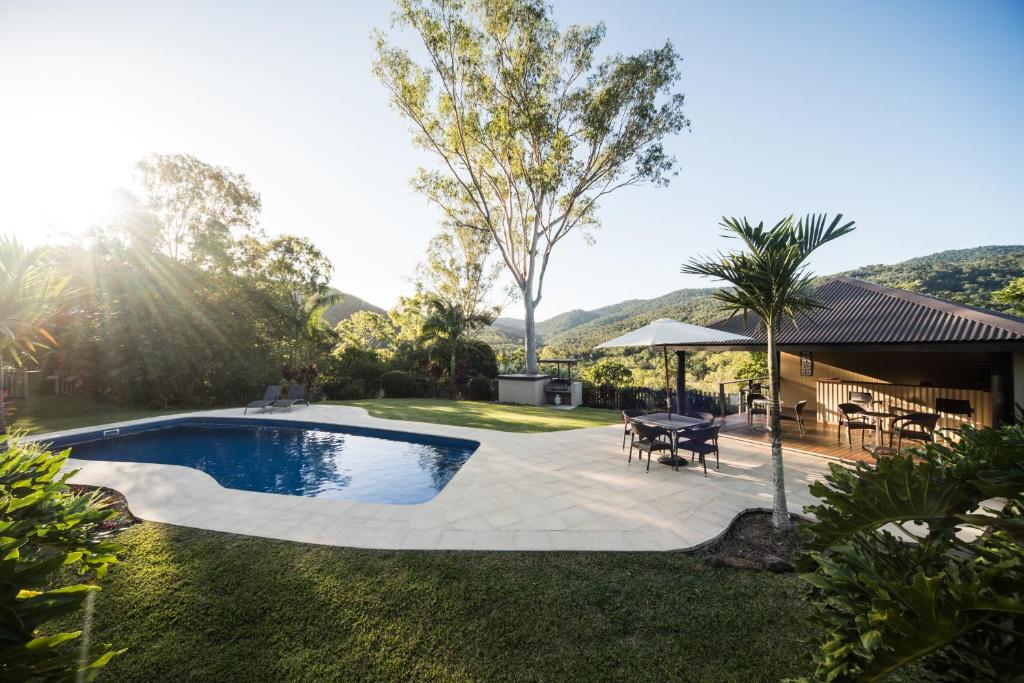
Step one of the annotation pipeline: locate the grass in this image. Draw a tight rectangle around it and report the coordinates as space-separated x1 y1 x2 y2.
8 396 191 435
63 523 818 682
331 398 620 432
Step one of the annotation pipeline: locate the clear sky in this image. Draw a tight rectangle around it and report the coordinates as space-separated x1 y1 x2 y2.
2 0 1022 319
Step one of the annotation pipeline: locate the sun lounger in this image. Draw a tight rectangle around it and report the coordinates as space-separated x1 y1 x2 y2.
244 385 282 414
271 383 308 412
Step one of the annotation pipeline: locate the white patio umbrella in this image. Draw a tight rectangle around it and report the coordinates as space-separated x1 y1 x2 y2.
595 318 752 417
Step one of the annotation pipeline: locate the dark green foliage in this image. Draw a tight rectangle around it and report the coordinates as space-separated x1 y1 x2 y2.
328 347 385 390
0 439 124 680
798 420 1024 681
61 522 818 681
466 376 493 401
842 245 1024 313
455 339 498 381
381 370 414 398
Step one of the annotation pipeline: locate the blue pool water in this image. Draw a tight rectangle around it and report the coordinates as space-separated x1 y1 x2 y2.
54 419 478 504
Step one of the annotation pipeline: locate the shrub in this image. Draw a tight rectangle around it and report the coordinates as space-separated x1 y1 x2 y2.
320 375 365 401
457 340 499 381
280 363 320 400
467 376 493 401
381 370 413 398
797 419 1024 681
0 438 124 680
581 358 633 387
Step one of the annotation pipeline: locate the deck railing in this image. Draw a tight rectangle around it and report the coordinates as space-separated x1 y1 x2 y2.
582 384 722 414
717 376 770 420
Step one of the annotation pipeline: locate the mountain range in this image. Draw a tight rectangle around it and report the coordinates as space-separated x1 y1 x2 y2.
328 244 1024 355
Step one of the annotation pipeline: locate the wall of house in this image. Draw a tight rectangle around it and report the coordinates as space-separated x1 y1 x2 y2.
780 350 995 426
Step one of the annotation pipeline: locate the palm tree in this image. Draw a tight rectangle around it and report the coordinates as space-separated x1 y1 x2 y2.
419 295 495 397
682 214 855 530
0 237 70 438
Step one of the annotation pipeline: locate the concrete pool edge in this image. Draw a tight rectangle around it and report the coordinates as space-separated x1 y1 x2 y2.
32 405 831 552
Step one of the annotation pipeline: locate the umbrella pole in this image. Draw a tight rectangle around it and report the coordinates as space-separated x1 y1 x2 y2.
663 346 671 419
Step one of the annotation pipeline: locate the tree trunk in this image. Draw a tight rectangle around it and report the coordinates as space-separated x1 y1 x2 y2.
767 331 793 530
523 292 538 375
450 345 457 399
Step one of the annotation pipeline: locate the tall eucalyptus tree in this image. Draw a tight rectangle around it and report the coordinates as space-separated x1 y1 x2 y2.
374 0 689 373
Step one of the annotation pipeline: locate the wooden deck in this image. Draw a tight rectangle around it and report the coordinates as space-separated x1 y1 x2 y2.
719 414 880 464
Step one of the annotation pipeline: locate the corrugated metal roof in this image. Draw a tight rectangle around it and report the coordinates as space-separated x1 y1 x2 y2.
704 277 1024 346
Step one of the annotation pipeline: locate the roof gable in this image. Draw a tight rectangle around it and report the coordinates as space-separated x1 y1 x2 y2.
706 276 1024 346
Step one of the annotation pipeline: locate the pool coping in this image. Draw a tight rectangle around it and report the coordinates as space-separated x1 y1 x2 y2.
32 404 832 552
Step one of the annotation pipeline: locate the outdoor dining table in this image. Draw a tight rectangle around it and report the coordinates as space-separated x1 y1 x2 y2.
630 413 712 468
750 397 783 432
861 407 901 457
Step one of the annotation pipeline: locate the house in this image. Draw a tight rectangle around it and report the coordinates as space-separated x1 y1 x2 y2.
682 277 1024 431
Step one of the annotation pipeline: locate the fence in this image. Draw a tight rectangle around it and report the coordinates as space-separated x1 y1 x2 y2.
582 384 723 414
1 368 45 399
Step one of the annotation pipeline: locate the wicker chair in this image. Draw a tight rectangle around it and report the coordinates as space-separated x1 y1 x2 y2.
746 393 767 427
621 409 646 449
779 400 808 436
837 402 873 445
890 412 939 451
675 425 721 476
935 398 974 439
628 420 672 472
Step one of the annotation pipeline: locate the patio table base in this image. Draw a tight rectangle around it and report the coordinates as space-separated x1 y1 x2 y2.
657 454 691 468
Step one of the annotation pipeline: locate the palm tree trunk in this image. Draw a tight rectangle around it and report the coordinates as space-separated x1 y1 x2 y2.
767 330 792 530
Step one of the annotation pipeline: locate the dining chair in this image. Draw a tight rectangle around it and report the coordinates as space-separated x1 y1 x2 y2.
848 391 875 407
675 425 721 476
684 411 715 424
628 421 672 472
935 398 974 439
746 393 767 427
779 400 808 436
837 402 873 445
889 412 939 451
621 409 646 449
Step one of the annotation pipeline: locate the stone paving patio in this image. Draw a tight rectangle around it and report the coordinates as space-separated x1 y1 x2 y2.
41 405 833 552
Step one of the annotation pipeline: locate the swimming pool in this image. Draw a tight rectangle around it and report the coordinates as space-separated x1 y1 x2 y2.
47 418 479 504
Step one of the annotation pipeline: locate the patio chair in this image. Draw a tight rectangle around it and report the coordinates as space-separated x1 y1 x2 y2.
935 398 974 439
628 420 672 472
621 409 647 449
746 393 767 427
675 424 721 476
837 402 872 446
271 383 308 412
684 411 715 424
244 385 282 414
779 400 807 436
889 412 939 451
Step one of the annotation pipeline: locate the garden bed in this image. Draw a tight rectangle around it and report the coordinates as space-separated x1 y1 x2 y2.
693 510 803 573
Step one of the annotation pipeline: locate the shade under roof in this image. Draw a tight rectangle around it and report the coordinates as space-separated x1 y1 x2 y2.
595 318 753 348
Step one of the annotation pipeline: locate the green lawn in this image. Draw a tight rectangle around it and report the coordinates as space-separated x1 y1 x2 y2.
332 398 620 432
8 397 191 435
63 523 817 681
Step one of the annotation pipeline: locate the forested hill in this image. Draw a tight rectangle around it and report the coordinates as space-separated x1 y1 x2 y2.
322 290 385 327
488 244 1024 355
840 245 1024 310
